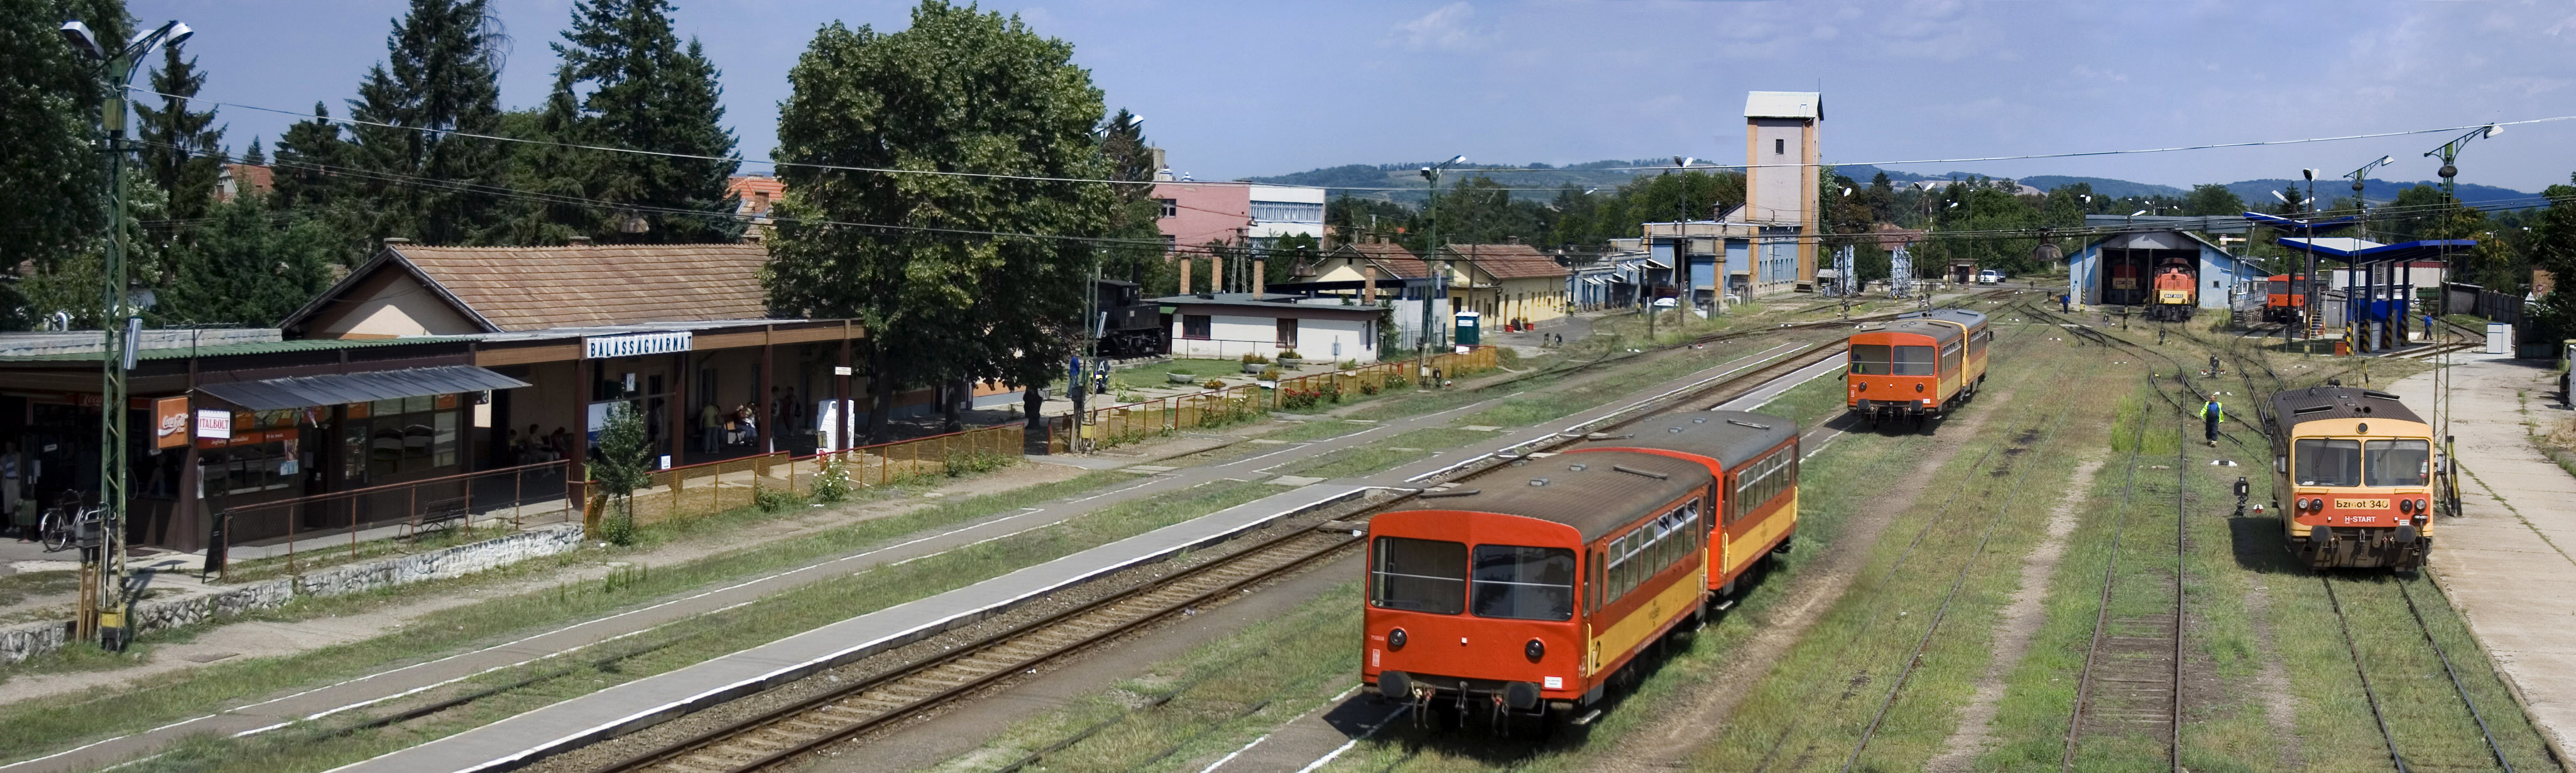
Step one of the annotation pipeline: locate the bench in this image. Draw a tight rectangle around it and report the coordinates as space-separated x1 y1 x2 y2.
408 496 471 540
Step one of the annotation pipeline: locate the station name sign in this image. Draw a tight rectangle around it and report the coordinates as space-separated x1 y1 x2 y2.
585 331 693 359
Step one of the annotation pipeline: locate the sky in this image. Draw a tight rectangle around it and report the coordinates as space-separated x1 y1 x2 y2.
127 0 2576 195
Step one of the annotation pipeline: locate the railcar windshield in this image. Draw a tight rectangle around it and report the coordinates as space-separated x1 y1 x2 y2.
2294 438 2362 486
2364 439 2431 487
2268 280 2287 295
1371 537 1466 614
1849 344 1892 375
1470 545 1576 621
1894 345 1936 376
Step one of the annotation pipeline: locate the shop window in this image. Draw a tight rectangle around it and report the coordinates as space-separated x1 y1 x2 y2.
1182 315 1212 339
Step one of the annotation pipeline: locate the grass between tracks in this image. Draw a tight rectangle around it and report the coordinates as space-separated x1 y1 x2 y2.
92 480 1284 773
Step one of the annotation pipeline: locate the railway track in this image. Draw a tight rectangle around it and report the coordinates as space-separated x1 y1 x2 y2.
582 305 1912 773
2060 368 2190 771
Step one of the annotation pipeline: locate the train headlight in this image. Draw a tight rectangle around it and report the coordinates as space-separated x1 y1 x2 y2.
1387 628 1407 650
1857 382 1867 391
2419 498 2430 513
2399 498 2414 513
1525 639 1546 662
1915 383 1926 393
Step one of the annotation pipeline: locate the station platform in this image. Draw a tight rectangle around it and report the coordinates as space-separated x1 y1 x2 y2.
2389 354 2576 762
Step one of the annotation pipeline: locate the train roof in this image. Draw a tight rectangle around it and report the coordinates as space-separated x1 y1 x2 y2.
2268 385 2425 430
1405 451 1711 542
1582 410 1796 470
1864 308 1985 344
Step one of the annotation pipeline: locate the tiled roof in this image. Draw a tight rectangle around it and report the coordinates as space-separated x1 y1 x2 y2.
1443 244 1569 278
1327 242 1431 279
392 243 772 332
728 175 787 215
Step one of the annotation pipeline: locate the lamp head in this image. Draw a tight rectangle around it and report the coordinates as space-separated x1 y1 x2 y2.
2301 168 2316 181
166 21 191 47
1446 155 1467 166
2131 209 2148 216
2483 124 2500 138
58 21 101 60
2272 190 2288 203
2377 155 2394 167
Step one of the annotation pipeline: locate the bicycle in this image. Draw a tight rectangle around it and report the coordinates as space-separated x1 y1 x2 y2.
36 501 100 554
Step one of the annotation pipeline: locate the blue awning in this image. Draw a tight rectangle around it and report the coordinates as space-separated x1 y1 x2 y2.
2276 237 2476 263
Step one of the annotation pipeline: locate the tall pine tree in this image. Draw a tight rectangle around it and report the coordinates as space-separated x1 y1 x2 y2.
548 0 740 243
134 41 224 227
347 0 510 246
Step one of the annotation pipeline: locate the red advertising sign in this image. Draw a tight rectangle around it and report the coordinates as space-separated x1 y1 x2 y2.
153 397 189 449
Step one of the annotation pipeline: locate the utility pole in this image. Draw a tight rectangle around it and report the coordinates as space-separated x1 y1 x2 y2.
58 18 192 652
1417 155 1465 356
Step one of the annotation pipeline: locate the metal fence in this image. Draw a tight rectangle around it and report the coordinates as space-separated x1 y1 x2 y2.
1045 346 1504 453
214 460 575 573
595 422 1025 530
2445 282 2523 324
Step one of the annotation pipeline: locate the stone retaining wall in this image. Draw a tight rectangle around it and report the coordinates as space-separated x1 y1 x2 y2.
0 523 587 662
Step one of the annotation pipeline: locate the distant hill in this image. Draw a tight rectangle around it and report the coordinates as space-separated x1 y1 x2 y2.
1243 160 1667 204
2221 178 2536 209
1245 160 2536 209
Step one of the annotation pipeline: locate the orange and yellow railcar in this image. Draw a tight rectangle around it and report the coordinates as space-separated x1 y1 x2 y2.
1847 309 1990 425
1363 451 1711 725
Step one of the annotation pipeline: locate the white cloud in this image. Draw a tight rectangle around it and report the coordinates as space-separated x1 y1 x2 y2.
1390 2 1485 52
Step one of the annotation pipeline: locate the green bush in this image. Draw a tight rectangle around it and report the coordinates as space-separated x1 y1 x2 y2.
753 487 797 512
598 512 638 546
812 456 853 503
1496 348 1521 368
1239 352 1269 365
944 449 1016 477
1203 378 1227 390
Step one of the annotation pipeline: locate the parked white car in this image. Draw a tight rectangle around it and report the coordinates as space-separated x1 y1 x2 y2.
1976 269 2006 284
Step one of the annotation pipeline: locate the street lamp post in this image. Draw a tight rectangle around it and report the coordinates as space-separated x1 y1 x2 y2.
1418 155 1465 355
58 18 191 651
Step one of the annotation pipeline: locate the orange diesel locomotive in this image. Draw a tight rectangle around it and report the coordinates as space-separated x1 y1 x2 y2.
1847 309 1990 425
1570 410 1799 603
2263 274 2311 324
2149 259 2198 321
1365 451 1713 725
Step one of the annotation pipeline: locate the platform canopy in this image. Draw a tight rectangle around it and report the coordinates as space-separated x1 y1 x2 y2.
2241 211 2360 233
2274 236 2477 263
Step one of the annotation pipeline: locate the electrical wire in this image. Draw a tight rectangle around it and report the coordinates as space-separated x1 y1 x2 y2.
133 85 2576 190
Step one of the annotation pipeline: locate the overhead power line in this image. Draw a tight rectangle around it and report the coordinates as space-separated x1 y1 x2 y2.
138 86 2576 193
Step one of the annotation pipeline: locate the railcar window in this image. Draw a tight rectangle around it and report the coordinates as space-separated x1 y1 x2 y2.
2268 280 2287 295
1894 345 1935 376
2293 439 2362 486
1850 344 1892 376
1940 342 1962 376
2364 439 2431 487
1370 537 1466 614
1471 545 1576 621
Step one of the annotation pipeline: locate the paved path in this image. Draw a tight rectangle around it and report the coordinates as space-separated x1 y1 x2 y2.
308 342 1819 772
2389 354 2576 762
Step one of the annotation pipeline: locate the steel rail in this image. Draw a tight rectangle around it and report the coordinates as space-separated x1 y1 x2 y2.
594 527 1359 773
2323 575 2411 772
2061 371 2163 770
2396 576 2517 772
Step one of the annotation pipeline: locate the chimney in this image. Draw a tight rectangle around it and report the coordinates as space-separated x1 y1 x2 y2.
1363 266 1378 304
1252 260 1265 296
568 235 592 246
1209 255 1223 294
1179 258 1192 294
381 237 410 246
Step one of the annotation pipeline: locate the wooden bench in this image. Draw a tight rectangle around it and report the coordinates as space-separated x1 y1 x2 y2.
408 496 471 541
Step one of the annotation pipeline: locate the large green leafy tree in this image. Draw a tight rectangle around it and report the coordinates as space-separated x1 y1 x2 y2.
1920 178 2044 275
346 0 511 246
495 71 593 246
545 0 740 243
156 194 337 326
2181 183 2246 216
268 103 381 266
0 0 127 329
768 2 1113 439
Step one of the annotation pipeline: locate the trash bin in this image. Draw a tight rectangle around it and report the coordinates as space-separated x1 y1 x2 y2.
1454 311 1482 346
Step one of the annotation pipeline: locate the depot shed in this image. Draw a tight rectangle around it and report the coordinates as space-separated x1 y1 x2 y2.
1154 293 1384 363
2064 229 2267 310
